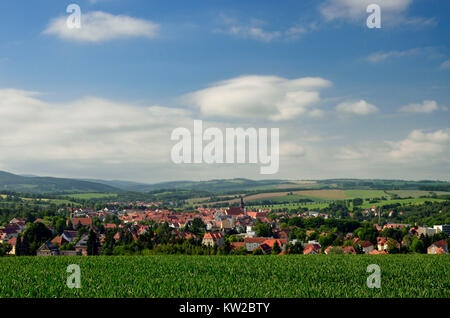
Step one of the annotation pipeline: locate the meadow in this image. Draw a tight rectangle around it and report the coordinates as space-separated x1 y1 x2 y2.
0 255 448 298
243 189 449 210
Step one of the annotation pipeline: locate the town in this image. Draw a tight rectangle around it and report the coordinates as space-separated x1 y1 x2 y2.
1 196 448 257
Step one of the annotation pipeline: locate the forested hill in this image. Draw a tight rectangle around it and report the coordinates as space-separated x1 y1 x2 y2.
0 171 119 194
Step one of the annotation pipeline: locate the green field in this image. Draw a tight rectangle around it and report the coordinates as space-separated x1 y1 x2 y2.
63 192 118 200
0 255 449 298
358 197 446 209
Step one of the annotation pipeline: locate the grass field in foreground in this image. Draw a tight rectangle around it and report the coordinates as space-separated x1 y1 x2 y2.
0 255 449 298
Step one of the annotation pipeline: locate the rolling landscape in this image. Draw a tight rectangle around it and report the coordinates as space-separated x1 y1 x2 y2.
1 0 449 305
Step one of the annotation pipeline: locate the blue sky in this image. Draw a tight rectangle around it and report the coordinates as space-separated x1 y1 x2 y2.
0 0 449 182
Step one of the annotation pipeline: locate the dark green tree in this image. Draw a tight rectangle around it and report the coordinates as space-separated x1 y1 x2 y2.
87 229 99 256
271 241 282 255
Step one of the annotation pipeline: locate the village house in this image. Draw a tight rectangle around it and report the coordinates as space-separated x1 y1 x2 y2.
51 235 67 247
62 230 78 243
377 237 388 251
359 241 375 254
229 242 246 251
369 250 387 255
244 237 267 252
342 246 356 254
202 232 225 247
37 241 59 256
75 234 89 256
7 237 18 255
0 223 22 241
255 239 287 254
217 219 233 232
69 217 93 228
417 226 437 237
303 243 321 255
433 224 450 236
427 240 448 254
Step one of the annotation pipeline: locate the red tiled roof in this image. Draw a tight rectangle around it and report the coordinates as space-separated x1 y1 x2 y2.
203 232 224 241
433 240 448 248
359 241 374 248
230 242 245 250
261 239 287 248
71 217 92 226
244 237 267 244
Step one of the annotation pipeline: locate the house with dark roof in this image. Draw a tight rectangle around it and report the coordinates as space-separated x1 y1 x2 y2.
75 234 89 256
37 241 59 256
62 230 78 242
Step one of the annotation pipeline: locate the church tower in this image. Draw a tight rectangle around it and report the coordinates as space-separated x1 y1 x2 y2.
240 196 246 215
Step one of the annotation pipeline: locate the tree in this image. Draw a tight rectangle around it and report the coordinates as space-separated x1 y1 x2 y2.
0 243 12 256
16 235 31 256
252 248 264 255
327 246 344 254
254 223 272 237
410 238 426 254
353 198 363 206
22 222 53 255
234 246 247 255
189 218 206 235
355 226 378 244
319 233 337 248
271 241 281 255
288 242 303 254
87 229 99 256
386 238 400 254
67 219 73 230
102 230 116 255
55 218 66 235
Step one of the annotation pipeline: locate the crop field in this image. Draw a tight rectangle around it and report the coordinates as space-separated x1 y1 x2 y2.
0 255 449 298
358 197 446 209
203 189 450 211
385 190 450 198
63 193 118 200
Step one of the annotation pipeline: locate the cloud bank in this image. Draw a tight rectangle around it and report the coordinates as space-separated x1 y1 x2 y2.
185 75 332 121
43 11 159 43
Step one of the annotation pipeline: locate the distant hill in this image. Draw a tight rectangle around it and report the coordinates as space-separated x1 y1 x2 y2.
132 178 295 193
0 171 120 194
2 170 448 195
80 179 152 191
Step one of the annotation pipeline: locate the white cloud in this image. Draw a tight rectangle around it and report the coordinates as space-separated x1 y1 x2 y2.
184 75 332 121
280 143 306 157
320 0 412 21
284 22 318 40
388 129 450 160
214 14 316 42
43 11 159 43
228 26 281 42
332 129 450 173
0 89 190 166
335 100 379 115
399 100 443 113
440 60 450 70
320 0 435 28
365 47 437 63
214 16 281 42
335 147 369 160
